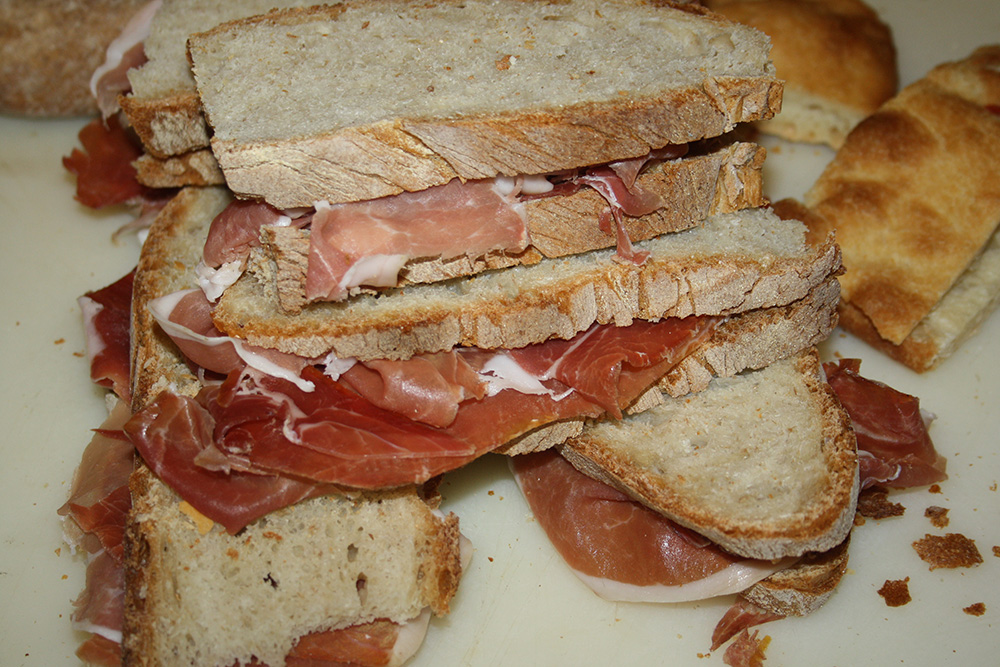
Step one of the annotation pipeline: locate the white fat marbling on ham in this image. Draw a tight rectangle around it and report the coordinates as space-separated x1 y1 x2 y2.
148 289 315 392
570 559 787 604
78 296 107 362
89 0 161 118
196 259 243 302
476 352 573 399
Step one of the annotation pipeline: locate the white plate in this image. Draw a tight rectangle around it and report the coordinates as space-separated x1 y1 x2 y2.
1 1 997 665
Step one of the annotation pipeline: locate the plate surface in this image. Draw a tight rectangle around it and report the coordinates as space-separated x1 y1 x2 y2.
1 1 997 665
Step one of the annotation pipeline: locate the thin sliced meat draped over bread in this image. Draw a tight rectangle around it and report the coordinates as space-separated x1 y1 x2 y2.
124 186 465 667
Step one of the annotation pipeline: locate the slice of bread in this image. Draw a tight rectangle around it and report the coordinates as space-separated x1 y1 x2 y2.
265 141 767 313
213 204 841 361
559 349 859 560
120 0 316 157
186 0 781 207
705 0 897 148
124 186 465 667
791 45 1000 371
740 535 851 616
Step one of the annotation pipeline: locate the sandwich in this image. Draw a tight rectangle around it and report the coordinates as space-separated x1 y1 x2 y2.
60 1 871 664
785 45 1000 372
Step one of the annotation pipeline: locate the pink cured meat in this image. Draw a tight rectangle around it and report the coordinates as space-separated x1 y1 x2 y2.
124 389 332 533
58 399 134 561
511 449 745 586
823 359 947 489
202 198 289 268
711 598 784 651
70 550 125 649
129 316 716 507
79 270 135 402
306 178 529 300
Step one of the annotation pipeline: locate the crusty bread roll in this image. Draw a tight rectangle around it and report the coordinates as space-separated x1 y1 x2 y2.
0 0 146 116
788 45 1000 372
705 0 898 147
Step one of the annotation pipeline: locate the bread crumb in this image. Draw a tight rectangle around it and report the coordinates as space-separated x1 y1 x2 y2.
993 546 1000 558
924 506 949 528
928 484 942 493
54 338 65 345
912 533 983 570
857 486 905 519
963 602 986 616
496 54 513 70
877 577 911 607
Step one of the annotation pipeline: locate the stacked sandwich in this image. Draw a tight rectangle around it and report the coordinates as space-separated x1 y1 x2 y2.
64 1 869 664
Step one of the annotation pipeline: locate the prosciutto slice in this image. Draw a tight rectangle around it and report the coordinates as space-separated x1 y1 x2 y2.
58 399 133 561
79 270 135 402
129 316 717 519
63 115 168 209
511 450 783 602
823 359 946 489
711 598 785 651
70 550 125 646
89 0 161 118
306 179 529 301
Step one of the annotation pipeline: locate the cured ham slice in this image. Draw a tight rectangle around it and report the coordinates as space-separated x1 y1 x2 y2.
723 629 770 667
129 315 716 511
63 115 168 209
202 199 290 269
711 598 784 651
89 0 161 118
70 550 125 645
124 389 333 533
823 359 947 489
306 178 529 301
58 399 133 561
75 634 122 667
511 450 784 602
79 270 135 403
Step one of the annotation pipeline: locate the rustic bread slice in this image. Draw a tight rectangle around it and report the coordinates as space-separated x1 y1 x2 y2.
124 186 465 667
213 205 841 361
133 148 225 188
559 349 859 561
265 141 767 313
705 0 897 147
120 0 316 157
186 0 781 207
788 46 1000 370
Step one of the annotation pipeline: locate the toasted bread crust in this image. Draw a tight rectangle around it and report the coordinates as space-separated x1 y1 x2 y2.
560 349 859 560
213 212 841 361
741 535 851 616
706 0 897 147
133 148 226 188
802 46 1000 347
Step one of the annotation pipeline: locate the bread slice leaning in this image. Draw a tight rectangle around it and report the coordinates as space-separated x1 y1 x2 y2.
214 205 841 361
123 187 465 667
560 349 859 561
186 0 782 208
